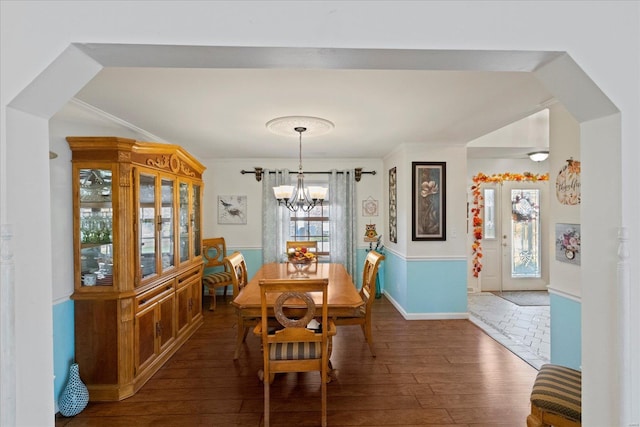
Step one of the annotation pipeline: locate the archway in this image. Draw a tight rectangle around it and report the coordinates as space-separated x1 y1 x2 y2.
3 45 624 425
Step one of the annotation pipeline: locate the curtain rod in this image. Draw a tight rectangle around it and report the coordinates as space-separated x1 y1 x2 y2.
240 167 376 182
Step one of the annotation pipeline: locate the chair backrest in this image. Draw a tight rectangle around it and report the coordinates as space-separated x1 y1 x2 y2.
202 237 228 269
361 251 385 309
259 278 329 348
224 251 248 297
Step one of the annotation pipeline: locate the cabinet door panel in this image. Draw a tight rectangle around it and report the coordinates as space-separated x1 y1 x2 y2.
77 167 115 288
178 182 190 264
135 304 157 373
189 279 202 324
138 172 158 280
176 284 191 335
160 176 176 272
158 293 176 353
192 183 202 258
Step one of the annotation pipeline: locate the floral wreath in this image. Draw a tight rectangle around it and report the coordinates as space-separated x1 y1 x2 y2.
470 172 549 277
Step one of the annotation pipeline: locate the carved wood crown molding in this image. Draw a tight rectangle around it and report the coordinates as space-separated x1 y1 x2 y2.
145 154 196 177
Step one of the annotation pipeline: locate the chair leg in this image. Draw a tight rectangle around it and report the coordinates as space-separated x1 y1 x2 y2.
321 366 327 427
527 404 550 427
263 374 270 427
362 321 376 357
234 322 247 360
208 286 216 311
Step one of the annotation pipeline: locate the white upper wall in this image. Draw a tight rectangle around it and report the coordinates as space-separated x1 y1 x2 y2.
469 109 549 150
548 103 581 298
203 157 384 249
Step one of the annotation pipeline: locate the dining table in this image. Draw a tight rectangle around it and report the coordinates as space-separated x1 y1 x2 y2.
231 262 364 318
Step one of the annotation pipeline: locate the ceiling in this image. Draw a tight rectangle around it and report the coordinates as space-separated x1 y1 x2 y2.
56 46 557 161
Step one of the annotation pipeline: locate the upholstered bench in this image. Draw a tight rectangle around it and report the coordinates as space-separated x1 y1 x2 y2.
527 364 582 427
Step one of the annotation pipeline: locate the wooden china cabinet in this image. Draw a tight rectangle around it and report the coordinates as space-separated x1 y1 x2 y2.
67 136 205 401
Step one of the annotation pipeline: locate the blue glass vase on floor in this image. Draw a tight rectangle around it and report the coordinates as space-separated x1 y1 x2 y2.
58 363 89 417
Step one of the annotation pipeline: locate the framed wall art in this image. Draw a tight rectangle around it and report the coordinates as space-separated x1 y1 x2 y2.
218 195 247 224
555 223 581 265
412 162 446 241
388 167 397 243
362 196 379 217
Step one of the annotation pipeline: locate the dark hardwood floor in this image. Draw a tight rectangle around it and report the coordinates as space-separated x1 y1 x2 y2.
56 295 537 426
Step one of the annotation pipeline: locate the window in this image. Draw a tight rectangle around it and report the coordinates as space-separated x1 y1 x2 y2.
288 203 330 256
510 188 541 278
483 188 496 239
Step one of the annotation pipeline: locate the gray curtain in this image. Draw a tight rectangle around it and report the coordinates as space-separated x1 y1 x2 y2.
261 169 290 263
329 169 357 278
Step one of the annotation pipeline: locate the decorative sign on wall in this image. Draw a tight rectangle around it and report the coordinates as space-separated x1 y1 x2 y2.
555 223 581 265
388 167 397 243
556 158 581 205
218 195 247 224
362 196 379 217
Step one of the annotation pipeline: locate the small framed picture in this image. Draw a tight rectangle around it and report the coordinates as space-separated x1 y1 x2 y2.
362 197 379 216
555 223 580 265
218 195 247 224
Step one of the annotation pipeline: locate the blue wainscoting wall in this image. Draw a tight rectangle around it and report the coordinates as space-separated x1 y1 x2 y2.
53 299 75 410
238 248 262 279
382 250 467 319
382 250 407 307
550 291 582 370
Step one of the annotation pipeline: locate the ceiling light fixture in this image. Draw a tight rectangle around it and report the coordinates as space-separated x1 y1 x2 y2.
272 126 328 212
528 150 549 162
268 116 332 212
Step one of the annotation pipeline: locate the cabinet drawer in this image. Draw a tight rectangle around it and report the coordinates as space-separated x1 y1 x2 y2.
136 280 175 310
176 264 203 289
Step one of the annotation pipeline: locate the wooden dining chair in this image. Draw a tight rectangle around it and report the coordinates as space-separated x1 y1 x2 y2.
223 251 255 360
255 278 335 427
333 250 384 356
202 237 233 311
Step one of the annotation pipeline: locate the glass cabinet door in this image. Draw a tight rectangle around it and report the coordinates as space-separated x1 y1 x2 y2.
178 182 189 263
192 183 202 258
79 168 114 287
160 177 175 271
139 173 157 279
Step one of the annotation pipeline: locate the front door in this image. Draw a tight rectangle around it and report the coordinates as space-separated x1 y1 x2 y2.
480 181 549 291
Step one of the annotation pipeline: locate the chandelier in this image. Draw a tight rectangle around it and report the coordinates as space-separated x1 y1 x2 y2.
268 117 332 212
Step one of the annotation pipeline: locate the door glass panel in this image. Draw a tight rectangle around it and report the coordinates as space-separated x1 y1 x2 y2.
79 168 113 286
483 188 496 239
179 182 189 262
192 184 201 257
510 189 541 278
139 174 157 278
161 178 175 271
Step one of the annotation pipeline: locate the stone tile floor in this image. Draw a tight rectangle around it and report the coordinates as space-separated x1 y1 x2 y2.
468 292 550 370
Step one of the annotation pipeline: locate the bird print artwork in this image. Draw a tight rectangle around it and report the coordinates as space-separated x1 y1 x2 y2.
218 195 247 224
